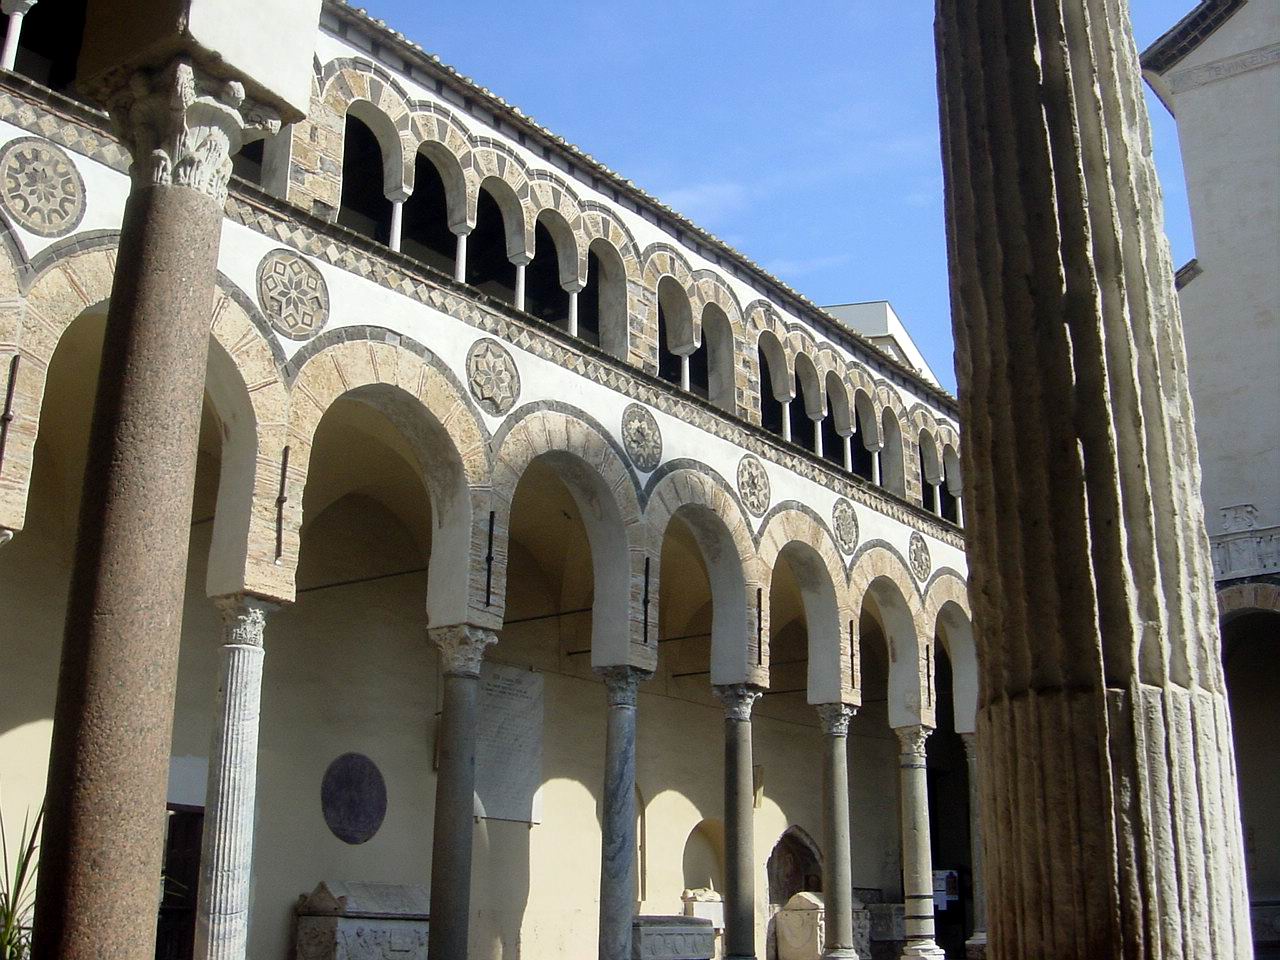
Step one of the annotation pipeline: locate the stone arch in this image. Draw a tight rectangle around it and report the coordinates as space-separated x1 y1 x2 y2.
925 572 976 733
877 394 908 498
645 467 763 686
743 301 791 423
4 243 289 601
319 62 416 200
491 406 647 668
756 329 794 401
528 172 586 287
464 140 534 254
406 101 475 231
757 506 855 705
824 369 853 436
1217 583 1280 623
850 545 930 727
793 350 824 420
767 824 824 906
641 244 699 362
283 333 493 625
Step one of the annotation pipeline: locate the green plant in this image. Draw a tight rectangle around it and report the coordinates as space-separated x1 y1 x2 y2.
0 796 43 960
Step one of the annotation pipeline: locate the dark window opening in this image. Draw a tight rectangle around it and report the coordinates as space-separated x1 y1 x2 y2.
577 247 604 348
467 188 517 305
852 409 875 480
337 114 392 244
401 153 456 276
2 0 86 93
941 483 959 523
658 304 683 386
525 221 569 326
230 139 264 185
790 392 815 451
920 457 935 510
822 415 843 468
759 348 785 437
688 339 710 401
155 804 203 960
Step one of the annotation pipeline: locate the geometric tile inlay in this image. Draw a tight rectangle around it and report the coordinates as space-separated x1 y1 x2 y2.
257 249 330 340
0 137 85 238
621 403 662 473
909 530 931 582
737 454 771 517
466 337 520 416
833 498 859 554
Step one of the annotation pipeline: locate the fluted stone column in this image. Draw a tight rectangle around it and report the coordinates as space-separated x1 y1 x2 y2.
0 0 35 73
817 704 857 959
934 1 1251 957
715 684 762 960
32 58 278 960
427 624 497 960
960 734 986 959
896 725 944 960
195 597 271 960
597 665 651 960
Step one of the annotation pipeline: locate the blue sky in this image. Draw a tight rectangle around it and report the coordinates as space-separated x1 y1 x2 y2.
356 1 1194 393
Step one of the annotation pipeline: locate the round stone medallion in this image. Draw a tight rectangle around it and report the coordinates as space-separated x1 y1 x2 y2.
909 531 932 582
0 138 85 238
832 498 859 554
736 454 771 517
320 752 387 845
621 403 662 473
466 338 520 416
257 249 330 340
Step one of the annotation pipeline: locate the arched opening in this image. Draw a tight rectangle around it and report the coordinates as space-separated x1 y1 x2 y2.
524 213 576 327
467 184 519 305
758 334 788 438
823 373 850 469
683 819 726 893
918 430 941 513
401 151 457 276
926 645 973 957
699 305 736 413
851 393 877 481
657 277 693 388
1 0 86 93
879 409 906 497
791 356 820 454
337 112 394 244
1223 606 1280 936
581 240 628 358
767 826 823 907
941 446 962 525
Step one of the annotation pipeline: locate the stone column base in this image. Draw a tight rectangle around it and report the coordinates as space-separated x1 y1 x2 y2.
900 943 946 960
965 934 988 959
821 948 861 959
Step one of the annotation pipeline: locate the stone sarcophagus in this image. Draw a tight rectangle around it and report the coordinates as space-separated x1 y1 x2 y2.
631 915 715 960
294 882 429 960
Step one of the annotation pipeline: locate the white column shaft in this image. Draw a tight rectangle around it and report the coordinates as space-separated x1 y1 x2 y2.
1 11 24 73
454 232 468 283
842 435 853 472
195 598 268 960
781 400 792 442
568 290 579 336
897 724 944 959
388 199 404 252
514 262 527 311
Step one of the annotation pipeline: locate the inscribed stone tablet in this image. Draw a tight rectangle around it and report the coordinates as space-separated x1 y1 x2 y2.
321 752 387 844
475 663 544 823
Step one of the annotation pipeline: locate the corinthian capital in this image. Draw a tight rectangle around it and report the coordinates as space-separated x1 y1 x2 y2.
895 723 932 763
816 702 855 736
214 595 271 648
596 665 653 707
95 57 280 203
713 684 763 722
430 625 498 678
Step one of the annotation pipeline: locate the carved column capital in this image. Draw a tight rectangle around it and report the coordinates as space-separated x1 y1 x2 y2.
713 684 763 722
213 594 271 647
91 56 280 204
429 624 497 678
596 665 653 708
0 0 36 16
895 723 932 763
816 702 855 736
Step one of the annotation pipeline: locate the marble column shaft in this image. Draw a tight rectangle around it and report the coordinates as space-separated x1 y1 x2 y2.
427 625 497 960
934 0 1250 956
896 725 944 960
597 665 651 960
32 57 274 960
960 733 986 958
0 0 34 73
817 704 857 960
195 598 270 960
715 684 762 960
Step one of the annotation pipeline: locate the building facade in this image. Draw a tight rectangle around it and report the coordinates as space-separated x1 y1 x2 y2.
1143 1 1280 953
0 2 977 959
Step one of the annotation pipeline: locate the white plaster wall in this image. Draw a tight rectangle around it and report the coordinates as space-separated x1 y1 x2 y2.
1162 2 1280 539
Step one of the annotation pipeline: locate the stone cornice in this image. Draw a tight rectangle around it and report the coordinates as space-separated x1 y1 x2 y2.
1141 0 1248 75
319 0 960 415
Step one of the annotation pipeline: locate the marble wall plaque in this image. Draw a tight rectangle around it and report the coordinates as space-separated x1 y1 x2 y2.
320 753 387 845
475 663 544 823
